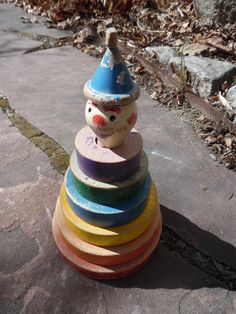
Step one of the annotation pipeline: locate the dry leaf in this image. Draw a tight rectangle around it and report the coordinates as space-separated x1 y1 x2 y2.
150 91 158 100
225 138 232 147
154 80 164 93
170 62 180 75
206 135 217 145
174 39 184 46
221 81 229 92
74 25 96 44
218 92 233 112
182 43 209 56
134 65 145 74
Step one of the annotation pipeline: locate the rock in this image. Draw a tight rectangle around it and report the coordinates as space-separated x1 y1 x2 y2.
146 46 178 65
0 92 9 108
226 85 236 111
193 0 236 24
168 56 236 97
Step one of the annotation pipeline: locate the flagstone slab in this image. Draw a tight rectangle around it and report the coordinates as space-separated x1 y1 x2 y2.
0 47 89 153
0 3 72 38
0 31 40 58
0 111 228 314
0 111 52 188
0 47 235 271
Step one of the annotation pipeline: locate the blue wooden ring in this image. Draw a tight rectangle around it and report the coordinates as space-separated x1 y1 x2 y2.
64 169 151 227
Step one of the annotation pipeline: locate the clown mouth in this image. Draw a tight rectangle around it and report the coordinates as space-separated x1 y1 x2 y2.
91 127 114 138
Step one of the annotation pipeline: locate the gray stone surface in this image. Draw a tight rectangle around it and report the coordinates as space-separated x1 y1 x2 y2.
142 107 236 270
0 111 52 188
0 31 40 57
169 56 236 97
0 3 72 38
0 47 236 272
0 226 39 273
179 288 236 314
0 111 227 314
1 5 236 311
146 46 178 65
0 46 91 154
194 0 236 24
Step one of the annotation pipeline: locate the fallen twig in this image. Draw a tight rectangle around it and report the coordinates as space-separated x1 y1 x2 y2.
197 38 236 57
184 88 236 133
206 39 236 56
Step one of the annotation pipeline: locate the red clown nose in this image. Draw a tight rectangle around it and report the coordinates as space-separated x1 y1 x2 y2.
92 115 107 126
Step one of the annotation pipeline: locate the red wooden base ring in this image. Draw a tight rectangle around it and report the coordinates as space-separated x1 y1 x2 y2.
52 213 162 280
53 204 162 266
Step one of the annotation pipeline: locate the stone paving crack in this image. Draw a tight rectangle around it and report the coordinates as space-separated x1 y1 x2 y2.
1 97 236 290
4 29 65 54
178 290 191 314
161 225 236 290
1 103 69 174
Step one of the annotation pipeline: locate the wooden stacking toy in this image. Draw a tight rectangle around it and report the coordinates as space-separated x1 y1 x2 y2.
52 28 162 279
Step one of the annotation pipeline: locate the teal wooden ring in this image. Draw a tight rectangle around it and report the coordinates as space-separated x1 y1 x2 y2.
70 150 148 204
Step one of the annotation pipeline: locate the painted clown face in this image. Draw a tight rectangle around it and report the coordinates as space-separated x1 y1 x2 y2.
85 100 138 148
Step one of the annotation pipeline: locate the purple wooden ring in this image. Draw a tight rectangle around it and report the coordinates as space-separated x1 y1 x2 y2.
75 126 143 183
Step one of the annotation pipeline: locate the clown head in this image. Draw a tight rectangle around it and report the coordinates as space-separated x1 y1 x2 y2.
85 100 137 148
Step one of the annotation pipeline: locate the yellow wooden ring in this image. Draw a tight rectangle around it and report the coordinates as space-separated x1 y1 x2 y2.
52 213 162 279
54 198 162 265
59 182 158 246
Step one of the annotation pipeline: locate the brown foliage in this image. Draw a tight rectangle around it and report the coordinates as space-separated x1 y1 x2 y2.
20 0 133 20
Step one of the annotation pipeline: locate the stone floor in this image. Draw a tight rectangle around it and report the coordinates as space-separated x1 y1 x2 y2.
1 3 236 314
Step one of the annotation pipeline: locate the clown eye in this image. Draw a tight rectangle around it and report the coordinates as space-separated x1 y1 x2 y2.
110 115 116 122
88 108 92 113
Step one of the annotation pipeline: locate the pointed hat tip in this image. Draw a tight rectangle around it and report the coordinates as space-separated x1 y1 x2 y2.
83 27 141 105
105 27 118 48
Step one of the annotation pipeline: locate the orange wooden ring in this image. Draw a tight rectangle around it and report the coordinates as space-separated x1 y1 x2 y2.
59 182 158 246
52 213 162 280
53 202 162 266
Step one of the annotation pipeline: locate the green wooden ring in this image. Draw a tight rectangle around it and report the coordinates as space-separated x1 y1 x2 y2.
70 150 148 204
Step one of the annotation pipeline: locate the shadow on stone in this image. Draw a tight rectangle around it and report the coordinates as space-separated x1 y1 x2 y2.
101 205 236 290
162 206 236 271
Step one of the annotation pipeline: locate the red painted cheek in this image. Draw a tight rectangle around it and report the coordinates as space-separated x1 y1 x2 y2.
92 115 107 126
127 112 137 125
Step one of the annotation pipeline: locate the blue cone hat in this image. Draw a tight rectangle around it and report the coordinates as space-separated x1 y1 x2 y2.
84 28 140 105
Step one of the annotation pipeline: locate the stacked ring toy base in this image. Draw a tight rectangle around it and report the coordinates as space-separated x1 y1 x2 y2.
64 170 151 227
53 196 162 266
59 181 158 246
52 209 162 280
